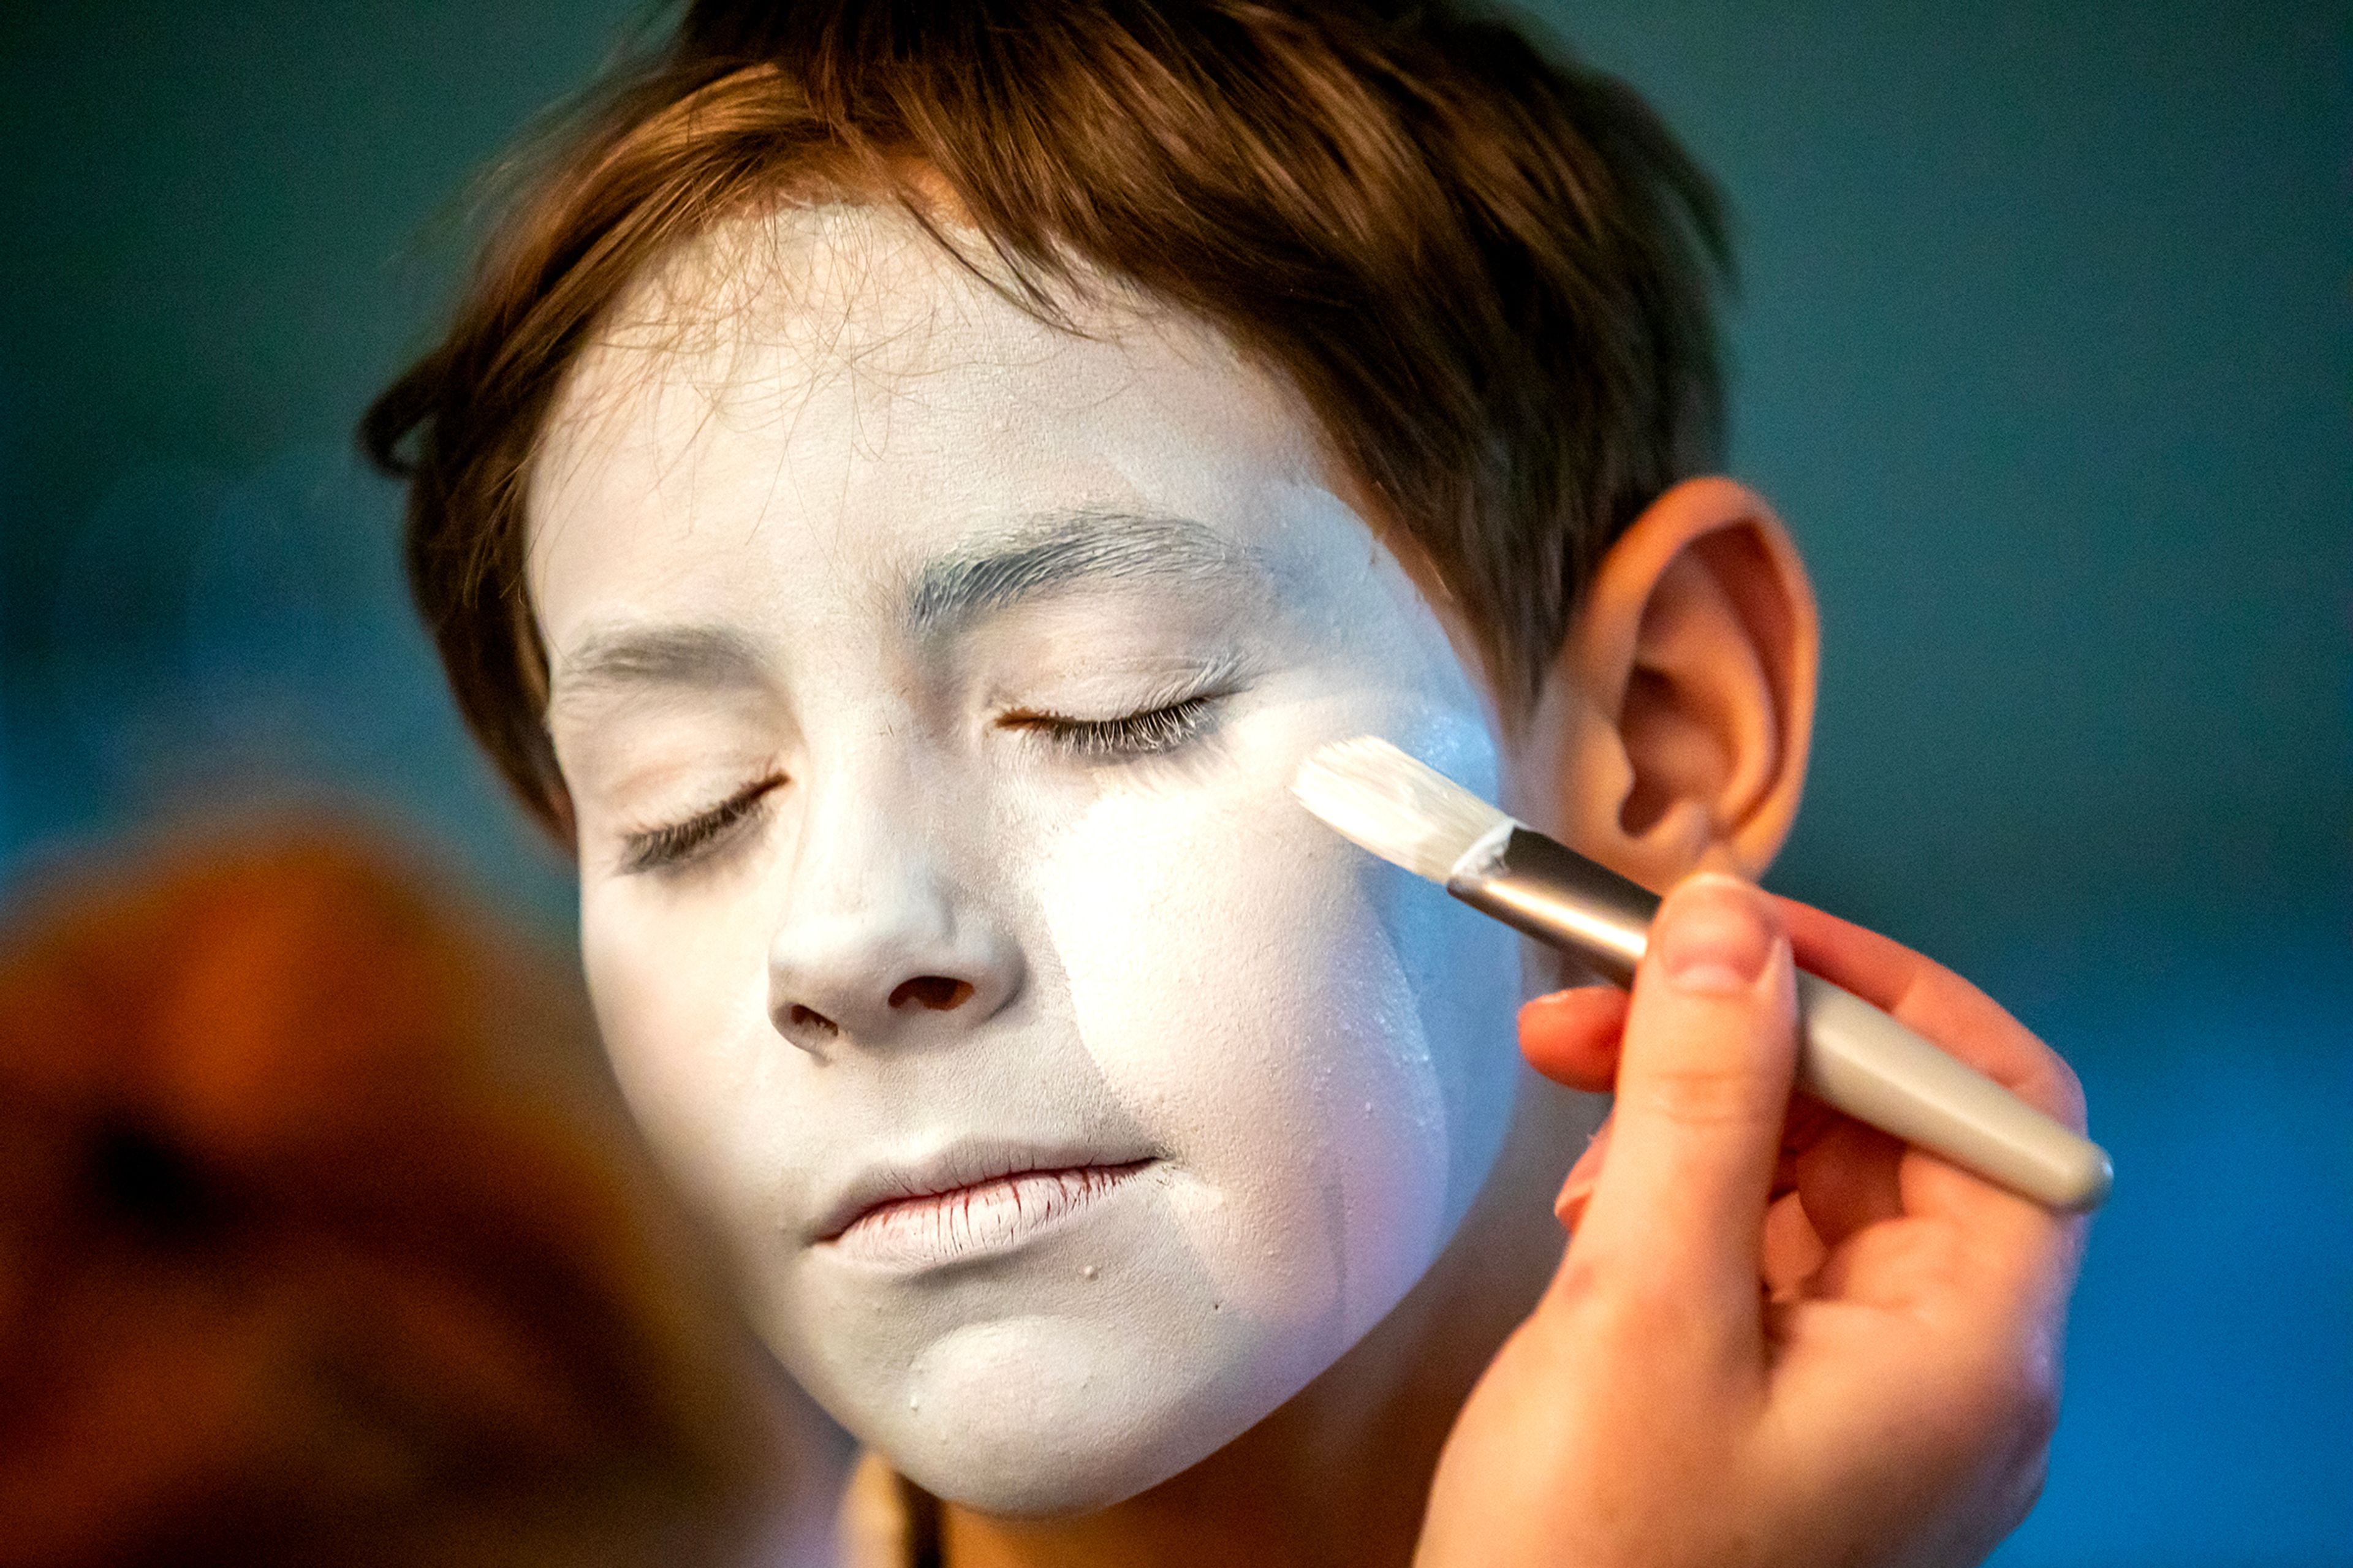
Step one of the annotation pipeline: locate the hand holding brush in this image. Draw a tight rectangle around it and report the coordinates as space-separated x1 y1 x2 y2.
1294 736 2111 1213
1414 870 2092 1568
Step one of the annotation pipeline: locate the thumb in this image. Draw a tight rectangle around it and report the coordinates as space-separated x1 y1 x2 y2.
1566 872 1798 1319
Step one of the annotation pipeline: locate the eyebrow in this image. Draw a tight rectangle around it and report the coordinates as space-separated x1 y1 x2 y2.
549 622 769 708
905 509 1257 637
547 511 1257 711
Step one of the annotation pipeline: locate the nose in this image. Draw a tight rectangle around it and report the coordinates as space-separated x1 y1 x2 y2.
765 777 1024 1057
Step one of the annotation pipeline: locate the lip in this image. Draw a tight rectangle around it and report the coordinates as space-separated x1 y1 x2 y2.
814 1143 1158 1269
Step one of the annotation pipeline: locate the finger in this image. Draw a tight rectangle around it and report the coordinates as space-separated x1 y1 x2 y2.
1772 896 2094 1265
1569 872 1798 1318
1791 1115 1905 1252
1761 1187 1826 1299
1776 1089 1844 1159
1518 986 1627 1091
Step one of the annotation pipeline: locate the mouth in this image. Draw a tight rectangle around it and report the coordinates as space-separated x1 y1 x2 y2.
817 1154 1158 1270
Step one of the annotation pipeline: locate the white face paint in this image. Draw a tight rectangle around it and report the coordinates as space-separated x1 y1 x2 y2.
528 205 1526 1513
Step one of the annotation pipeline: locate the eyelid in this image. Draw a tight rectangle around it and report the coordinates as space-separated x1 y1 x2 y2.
990 654 1246 725
616 771 786 876
995 662 1245 762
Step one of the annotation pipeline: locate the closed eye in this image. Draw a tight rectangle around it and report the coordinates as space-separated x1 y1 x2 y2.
999 689 1230 760
618 773 784 875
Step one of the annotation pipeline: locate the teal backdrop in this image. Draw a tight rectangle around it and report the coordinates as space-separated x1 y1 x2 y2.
2 4 2346 1562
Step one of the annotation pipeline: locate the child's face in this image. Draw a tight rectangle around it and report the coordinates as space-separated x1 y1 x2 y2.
529 206 1529 1512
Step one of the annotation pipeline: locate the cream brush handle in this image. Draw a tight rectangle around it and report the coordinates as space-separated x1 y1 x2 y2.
1446 829 2112 1213
1790 971 2110 1211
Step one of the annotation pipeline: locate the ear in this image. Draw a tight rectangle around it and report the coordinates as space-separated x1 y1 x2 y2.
1531 477 1819 890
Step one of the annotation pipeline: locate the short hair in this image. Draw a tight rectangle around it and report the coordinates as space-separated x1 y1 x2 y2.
363 0 1731 838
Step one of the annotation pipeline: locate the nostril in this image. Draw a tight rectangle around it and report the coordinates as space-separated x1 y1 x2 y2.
786 1002 840 1035
889 975 974 1012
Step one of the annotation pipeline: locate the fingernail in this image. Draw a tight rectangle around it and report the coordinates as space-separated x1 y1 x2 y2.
1656 873 1775 995
1521 983 1615 1013
1554 1121 1612 1227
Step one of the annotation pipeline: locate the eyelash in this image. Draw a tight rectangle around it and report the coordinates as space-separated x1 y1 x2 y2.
618 774 783 876
1001 690 1228 760
616 684 1231 874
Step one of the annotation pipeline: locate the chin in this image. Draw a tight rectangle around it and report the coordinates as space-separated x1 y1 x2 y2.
830 1309 1334 1517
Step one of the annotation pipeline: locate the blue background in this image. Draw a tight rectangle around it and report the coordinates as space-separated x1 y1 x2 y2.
1 3 2345 1561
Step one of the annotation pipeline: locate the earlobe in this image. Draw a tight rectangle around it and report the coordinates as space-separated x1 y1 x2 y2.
1542 477 1819 890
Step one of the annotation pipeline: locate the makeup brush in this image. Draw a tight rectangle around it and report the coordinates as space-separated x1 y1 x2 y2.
1292 737 2112 1213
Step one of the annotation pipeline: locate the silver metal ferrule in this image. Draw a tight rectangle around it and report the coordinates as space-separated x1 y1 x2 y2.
1444 827 1661 987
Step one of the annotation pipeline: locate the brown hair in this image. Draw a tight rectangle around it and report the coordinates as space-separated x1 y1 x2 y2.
363 0 1730 839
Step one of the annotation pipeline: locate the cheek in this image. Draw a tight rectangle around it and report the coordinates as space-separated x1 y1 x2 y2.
578 881 783 1221
1377 712 1525 1222
1032 729 1512 1357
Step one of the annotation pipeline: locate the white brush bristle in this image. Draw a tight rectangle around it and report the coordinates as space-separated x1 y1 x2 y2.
1290 737 1515 883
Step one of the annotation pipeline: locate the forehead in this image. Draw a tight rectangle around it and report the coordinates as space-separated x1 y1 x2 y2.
526 203 1347 632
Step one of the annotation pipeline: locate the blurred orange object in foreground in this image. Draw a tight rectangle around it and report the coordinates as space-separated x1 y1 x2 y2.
0 824 782 1568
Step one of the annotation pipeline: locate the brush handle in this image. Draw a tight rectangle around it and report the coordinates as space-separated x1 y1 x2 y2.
1448 830 2111 1213
1792 971 2110 1211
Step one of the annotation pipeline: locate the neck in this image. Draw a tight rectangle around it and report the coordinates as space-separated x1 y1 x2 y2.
936 1068 1599 1568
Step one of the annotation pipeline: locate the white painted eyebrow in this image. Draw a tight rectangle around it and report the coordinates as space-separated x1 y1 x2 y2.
546 511 1258 714
904 508 1260 637
549 623 768 707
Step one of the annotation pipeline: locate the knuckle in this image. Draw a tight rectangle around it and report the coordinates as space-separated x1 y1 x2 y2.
1547 1247 1696 1350
2009 1450 2053 1525
1547 1249 1611 1317
1957 1341 2064 1462
1621 1058 1778 1132
1550 1247 1610 1304
2014 1364 2063 1451
1984 1412 2056 1542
